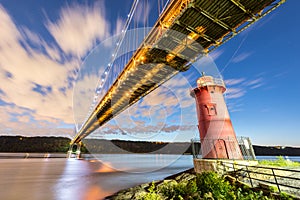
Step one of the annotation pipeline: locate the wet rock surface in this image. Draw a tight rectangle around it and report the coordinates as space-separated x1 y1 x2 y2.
105 168 194 200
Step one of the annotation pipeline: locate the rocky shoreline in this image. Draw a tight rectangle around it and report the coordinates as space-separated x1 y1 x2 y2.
105 167 300 200
105 168 195 200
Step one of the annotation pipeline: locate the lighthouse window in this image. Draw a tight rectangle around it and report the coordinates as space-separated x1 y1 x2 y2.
206 104 217 116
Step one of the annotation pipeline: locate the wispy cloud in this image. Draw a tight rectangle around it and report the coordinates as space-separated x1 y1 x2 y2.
224 78 246 86
89 72 197 140
133 1 151 25
46 2 109 58
273 71 288 79
243 77 264 89
224 75 265 112
209 49 224 61
114 17 125 35
227 100 244 112
225 88 246 99
0 103 71 137
0 3 110 137
231 51 253 63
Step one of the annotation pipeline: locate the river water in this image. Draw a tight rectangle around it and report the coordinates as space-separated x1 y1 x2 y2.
1 154 299 200
0 154 193 200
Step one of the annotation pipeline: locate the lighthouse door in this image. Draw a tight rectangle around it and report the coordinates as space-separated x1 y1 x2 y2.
215 139 229 159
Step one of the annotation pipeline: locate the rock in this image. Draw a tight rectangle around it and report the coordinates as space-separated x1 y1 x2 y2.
156 179 178 190
112 191 134 200
108 186 146 200
175 172 196 182
140 182 150 189
224 175 236 183
132 190 148 200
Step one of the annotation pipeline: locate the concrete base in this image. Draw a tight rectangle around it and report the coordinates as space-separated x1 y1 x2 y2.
66 143 81 159
193 158 258 174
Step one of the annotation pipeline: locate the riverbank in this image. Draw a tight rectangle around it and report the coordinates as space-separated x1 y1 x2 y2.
1 136 300 156
105 167 300 200
105 168 195 200
0 152 67 158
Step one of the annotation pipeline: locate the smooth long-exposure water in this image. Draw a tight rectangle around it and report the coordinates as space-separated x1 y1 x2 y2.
0 154 193 200
1 154 299 200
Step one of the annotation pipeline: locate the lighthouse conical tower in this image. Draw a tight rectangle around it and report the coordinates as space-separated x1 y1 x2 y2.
191 73 243 159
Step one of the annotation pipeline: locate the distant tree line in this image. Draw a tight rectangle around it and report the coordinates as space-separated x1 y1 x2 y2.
253 145 300 156
0 136 299 156
83 139 193 154
0 136 70 152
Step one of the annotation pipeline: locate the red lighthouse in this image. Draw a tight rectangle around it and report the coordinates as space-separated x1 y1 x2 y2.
191 73 243 160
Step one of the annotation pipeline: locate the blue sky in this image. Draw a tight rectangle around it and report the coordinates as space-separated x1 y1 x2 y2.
0 0 299 146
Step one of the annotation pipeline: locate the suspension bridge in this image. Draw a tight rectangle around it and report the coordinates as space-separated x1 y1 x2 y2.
69 0 285 154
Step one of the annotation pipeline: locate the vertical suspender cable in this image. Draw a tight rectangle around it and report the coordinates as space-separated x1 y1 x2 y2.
80 0 140 131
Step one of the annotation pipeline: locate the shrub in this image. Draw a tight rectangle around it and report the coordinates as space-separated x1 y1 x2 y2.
160 179 199 200
280 192 294 200
259 156 300 167
196 172 235 199
141 182 163 200
140 172 296 200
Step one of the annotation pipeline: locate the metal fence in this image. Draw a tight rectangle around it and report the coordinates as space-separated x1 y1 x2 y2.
191 136 256 160
218 161 300 196
191 137 300 196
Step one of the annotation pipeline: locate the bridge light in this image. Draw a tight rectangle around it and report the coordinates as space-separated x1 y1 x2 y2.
187 32 199 40
140 56 146 61
166 53 175 62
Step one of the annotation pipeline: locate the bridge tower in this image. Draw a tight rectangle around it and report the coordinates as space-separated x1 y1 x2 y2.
67 142 82 159
191 73 243 160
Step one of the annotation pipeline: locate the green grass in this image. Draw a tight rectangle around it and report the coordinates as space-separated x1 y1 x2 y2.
259 156 300 167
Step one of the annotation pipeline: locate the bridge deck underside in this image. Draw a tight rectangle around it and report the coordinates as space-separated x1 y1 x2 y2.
73 0 280 143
